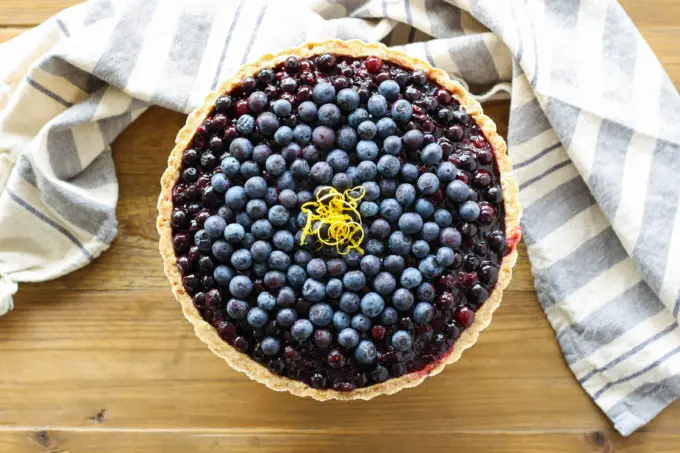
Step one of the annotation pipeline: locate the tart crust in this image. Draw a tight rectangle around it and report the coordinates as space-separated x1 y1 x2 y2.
157 39 522 400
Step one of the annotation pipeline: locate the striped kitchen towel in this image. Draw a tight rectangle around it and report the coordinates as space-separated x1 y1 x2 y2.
0 0 678 435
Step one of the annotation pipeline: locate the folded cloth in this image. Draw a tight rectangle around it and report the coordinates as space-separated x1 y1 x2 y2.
0 0 678 435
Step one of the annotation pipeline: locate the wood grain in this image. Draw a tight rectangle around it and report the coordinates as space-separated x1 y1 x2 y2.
0 1 679 452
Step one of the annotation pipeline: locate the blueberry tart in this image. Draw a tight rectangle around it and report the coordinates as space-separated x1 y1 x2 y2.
157 40 521 400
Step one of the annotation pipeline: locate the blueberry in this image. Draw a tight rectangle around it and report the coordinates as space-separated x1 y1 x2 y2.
297 101 318 123
276 171 295 191
312 126 338 151
255 292 276 311
193 229 212 252
256 112 280 136
289 159 311 180
252 145 272 166
419 255 443 279
291 125 312 146
293 250 313 268
265 154 286 177
351 314 372 333
310 161 334 184
357 120 377 140
417 173 440 195
242 232 255 248
435 247 455 268
416 282 436 301
346 166 361 185
254 262 269 279
247 307 268 328
383 255 405 275
217 205 234 222
274 126 294 145
250 240 272 262
312 82 336 104
235 212 253 231
377 155 401 178
273 99 292 117
440 227 462 249
446 180 470 202
204 215 227 239
391 99 413 122
348 108 370 128
261 337 280 356
336 88 360 111
267 205 289 227
357 201 377 218
412 240 431 258
355 340 377 364
379 178 397 197
276 308 297 327
229 274 253 298
365 239 385 256
388 231 412 255
403 129 424 149
338 328 360 348
383 135 402 155
336 293 359 315
272 230 294 252
281 265 304 290
224 223 245 243
333 311 351 331
378 80 400 101
356 140 379 161
415 198 435 218
267 250 290 271
418 224 438 244
227 298 249 320
302 278 326 302
305 258 326 280
400 267 422 289
309 303 334 326
327 149 350 172
437 162 457 183
335 126 358 152
360 292 385 318
291 319 314 342
326 259 347 277
395 183 416 207
230 249 252 271
325 278 343 299
459 200 481 222
392 288 415 312
277 286 297 308
376 117 397 138
228 138 253 162
413 302 434 324
248 91 268 112
225 186 247 210
243 176 266 199
400 163 419 182
361 180 380 200
343 250 363 269
263 270 286 289
221 157 240 177
251 219 274 239
236 114 255 134
373 272 396 296
360 255 382 277
343 270 367 291
317 103 342 127
367 94 388 117
214 265 235 287
434 209 453 228
240 161 260 179
379 198 403 223
212 240 234 262
398 212 423 235
211 173 230 194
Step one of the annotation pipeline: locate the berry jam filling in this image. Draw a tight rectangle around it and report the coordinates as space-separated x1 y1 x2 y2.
171 53 509 391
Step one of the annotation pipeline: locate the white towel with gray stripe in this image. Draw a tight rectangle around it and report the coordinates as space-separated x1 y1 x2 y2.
0 0 678 435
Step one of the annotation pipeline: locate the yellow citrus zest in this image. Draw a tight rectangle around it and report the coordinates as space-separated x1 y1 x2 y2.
299 186 366 255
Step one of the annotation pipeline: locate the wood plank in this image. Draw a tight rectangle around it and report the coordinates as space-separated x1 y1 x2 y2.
0 1 80 26
2 289 615 431
2 429 680 453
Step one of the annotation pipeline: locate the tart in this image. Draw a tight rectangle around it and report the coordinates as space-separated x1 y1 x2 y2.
157 40 521 400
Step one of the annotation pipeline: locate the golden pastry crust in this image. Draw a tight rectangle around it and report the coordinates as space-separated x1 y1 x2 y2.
157 39 522 401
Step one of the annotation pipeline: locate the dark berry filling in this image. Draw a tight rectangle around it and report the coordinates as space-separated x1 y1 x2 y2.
170 53 510 391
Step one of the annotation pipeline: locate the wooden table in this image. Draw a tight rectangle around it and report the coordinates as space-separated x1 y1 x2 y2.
1 2 679 452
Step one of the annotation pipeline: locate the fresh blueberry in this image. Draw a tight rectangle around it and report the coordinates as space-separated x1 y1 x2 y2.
213 265 235 287
391 99 413 123
376 117 397 138
252 144 272 166
221 156 240 177
336 292 360 315
338 328 360 348
435 247 455 268
412 240 430 258
251 219 274 239
277 189 297 210
420 223 439 243
403 129 424 149
379 178 397 197
261 337 280 356
256 292 276 311
235 212 253 231
332 172 352 191
351 314 372 333
392 288 414 312
437 162 457 183
326 259 347 277
284 264 306 289
312 126 336 150
388 231 412 256
297 101 318 123
395 183 417 207
309 303 334 326
268 205 289 227
360 255 382 277
244 176 267 199
310 162 334 185
273 99 292 117
276 308 298 327
326 278 343 299
333 311 351 331
250 240 272 262
335 126 358 152
343 270 367 292
212 240 234 262
267 250 290 271
365 239 386 256
226 298 249 320
359 201 379 218
434 209 453 228
416 282 436 301
383 255 405 275
343 250 363 269
400 267 423 289
292 124 312 146
230 249 253 271
398 213 423 235
336 87 360 111
361 292 385 318
240 161 260 179
378 80 400 101
400 163 419 182
256 112 280 136
291 319 314 342
367 94 388 117
417 173 440 195
290 159 311 180
292 249 312 268
446 180 470 202
356 140 379 161
274 126 294 146
355 340 377 364
306 258 327 280
302 278 327 302
413 302 434 324
312 82 336 105
326 149 350 172
348 108 369 128
373 272 397 296
317 103 342 127
276 171 295 191
252 262 267 279
223 223 245 243
247 307 268 328
377 155 401 178
217 205 234 222
225 186 247 210
204 215 227 239
346 166 361 185
277 286 297 308
229 274 253 298
440 227 462 249
459 200 481 222
383 135 402 155
361 182 380 202
415 198 435 218
263 270 286 289
419 255 443 279
236 114 255 134
248 91 268 112
265 154 286 176
392 330 413 351
357 120 377 140
264 188 278 206
211 173 230 194
379 198 403 223
272 230 295 252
